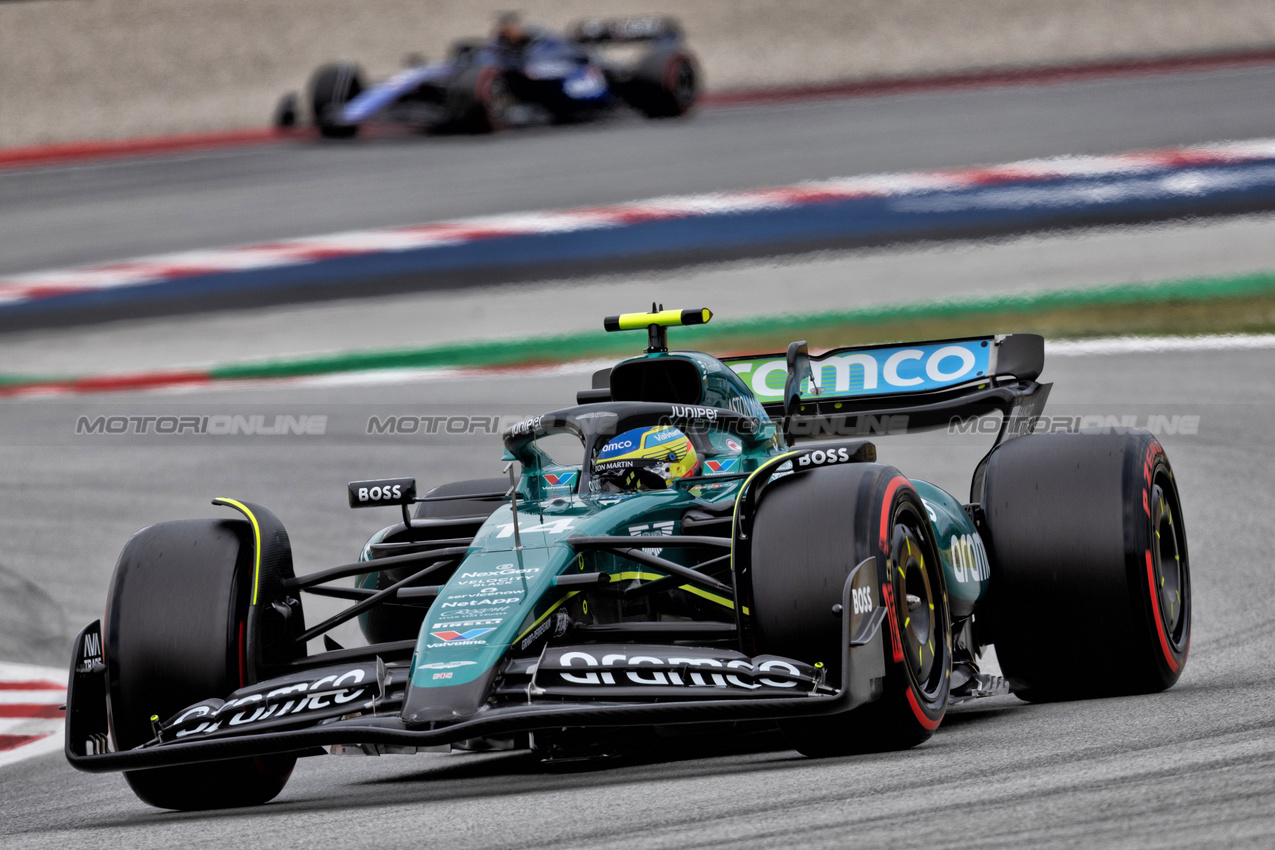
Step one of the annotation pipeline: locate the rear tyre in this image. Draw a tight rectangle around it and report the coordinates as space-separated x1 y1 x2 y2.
625 50 697 118
980 430 1191 701
309 62 364 139
749 463 951 757
106 520 295 810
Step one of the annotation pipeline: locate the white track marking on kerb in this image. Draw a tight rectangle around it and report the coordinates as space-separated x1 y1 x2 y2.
3 137 1275 307
0 662 68 769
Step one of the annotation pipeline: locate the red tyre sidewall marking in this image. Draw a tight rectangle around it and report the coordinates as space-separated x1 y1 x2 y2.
879 476 908 551
1141 442 1183 673
1145 550 1180 673
882 584 905 664
880 475 943 728
880 475 910 665
906 688 943 731
663 54 686 97
476 67 504 130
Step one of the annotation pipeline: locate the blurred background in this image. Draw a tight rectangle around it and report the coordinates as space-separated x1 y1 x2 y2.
3 1 1275 844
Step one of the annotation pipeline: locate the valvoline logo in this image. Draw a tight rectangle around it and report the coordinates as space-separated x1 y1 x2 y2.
705 458 739 474
429 628 496 642
543 471 578 487
647 428 681 445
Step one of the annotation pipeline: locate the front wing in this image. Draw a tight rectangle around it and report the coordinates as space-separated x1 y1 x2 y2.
66 568 884 772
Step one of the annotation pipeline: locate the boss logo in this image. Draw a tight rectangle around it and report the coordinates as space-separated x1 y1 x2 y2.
797 447 854 467
852 586 873 615
347 478 416 508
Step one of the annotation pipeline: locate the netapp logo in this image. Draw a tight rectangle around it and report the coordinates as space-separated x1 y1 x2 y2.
440 597 520 608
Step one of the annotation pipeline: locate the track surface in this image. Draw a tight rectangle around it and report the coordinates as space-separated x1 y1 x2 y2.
4 65 1275 277
1 349 1274 847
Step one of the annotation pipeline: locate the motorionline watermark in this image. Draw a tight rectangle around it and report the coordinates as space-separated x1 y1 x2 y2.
950 413 1202 437
75 414 328 436
367 413 914 439
366 415 510 436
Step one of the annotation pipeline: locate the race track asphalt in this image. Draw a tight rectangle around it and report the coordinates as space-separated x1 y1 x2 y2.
3 64 1275 277
0 348 1272 848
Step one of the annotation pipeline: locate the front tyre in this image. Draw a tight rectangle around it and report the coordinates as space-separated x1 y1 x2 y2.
106 519 295 810
749 463 951 756
980 430 1191 701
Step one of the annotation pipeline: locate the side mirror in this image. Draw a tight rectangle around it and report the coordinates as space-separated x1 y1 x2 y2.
347 478 416 508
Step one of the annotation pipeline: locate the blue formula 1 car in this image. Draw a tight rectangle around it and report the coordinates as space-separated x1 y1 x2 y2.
277 16 699 138
65 307 1191 811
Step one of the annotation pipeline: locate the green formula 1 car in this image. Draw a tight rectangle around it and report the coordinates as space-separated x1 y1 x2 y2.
64 307 1191 810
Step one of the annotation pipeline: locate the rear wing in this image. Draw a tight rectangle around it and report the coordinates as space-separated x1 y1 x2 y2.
571 17 683 44
721 334 1049 444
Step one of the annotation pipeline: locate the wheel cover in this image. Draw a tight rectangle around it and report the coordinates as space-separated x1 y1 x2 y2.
889 508 949 703
483 73 513 128
669 60 695 107
1151 475 1189 651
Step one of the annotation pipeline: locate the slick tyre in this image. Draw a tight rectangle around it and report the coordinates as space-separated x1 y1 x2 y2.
979 430 1190 701
105 520 294 810
626 50 697 118
750 463 951 756
309 62 363 139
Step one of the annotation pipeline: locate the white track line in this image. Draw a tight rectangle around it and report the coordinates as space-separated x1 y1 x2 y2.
1047 333 1275 355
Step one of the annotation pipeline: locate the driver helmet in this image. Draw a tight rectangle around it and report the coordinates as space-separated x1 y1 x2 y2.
592 426 699 492
494 11 529 48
